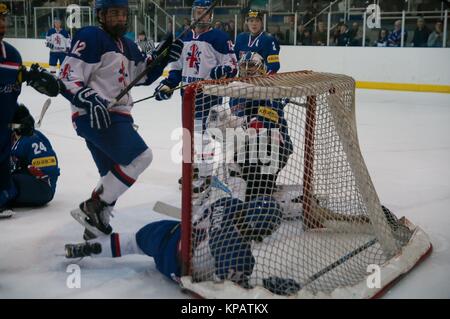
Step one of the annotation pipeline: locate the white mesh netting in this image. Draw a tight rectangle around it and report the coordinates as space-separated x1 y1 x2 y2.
180 71 431 298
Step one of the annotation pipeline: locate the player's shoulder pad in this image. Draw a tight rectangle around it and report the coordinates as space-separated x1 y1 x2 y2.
68 26 103 63
207 28 234 54
2 41 22 64
34 130 52 145
46 28 56 36
60 29 71 37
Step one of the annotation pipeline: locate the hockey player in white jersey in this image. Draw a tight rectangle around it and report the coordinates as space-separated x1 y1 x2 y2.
45 18 71 75
153 0 238 194
59 0 184 239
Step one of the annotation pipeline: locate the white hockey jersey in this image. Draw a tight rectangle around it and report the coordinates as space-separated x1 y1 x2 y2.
59 26 164 116
166 28 237 87
46 28 71 53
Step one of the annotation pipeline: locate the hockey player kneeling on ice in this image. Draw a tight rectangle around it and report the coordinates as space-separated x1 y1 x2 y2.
0 104 60 214
58 0 183 239
207 52 293 201
64 185 283 292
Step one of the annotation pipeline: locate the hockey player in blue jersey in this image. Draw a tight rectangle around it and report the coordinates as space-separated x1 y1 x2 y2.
0 3 64 218
58 0 183 239
234 10 280 74
64 176 283 290
46 18 71 75
153 0 238 194
1 104 60 210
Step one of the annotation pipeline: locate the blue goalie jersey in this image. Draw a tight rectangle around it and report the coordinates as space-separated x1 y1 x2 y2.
234 31 280 74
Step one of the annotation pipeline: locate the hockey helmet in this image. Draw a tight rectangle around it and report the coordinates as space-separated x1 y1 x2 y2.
12 104 35 136
235 196 282 242
246 9 264 21
191 0 214 28
95 0 128 10
0 3 9 16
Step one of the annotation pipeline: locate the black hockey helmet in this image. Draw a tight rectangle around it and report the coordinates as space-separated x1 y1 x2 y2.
12 104 35 136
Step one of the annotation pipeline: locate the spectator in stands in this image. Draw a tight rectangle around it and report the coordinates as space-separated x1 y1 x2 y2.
176 18 190 37
349 22 362 46
374 28 389 47
301 28 313 46
226 19 236 41
312 20 327 46
411 17 430 47
296 24 306 44
214 21 223 31
427 21 444 47
388 20 407 47
271 25 285 45
285 19 296 44
336 24 351 46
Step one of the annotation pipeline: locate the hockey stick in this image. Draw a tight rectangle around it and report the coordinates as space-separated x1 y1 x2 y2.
110 1 218 107
132 83 190 105
36 98 52 128
153 201 181 219
302 237 378 287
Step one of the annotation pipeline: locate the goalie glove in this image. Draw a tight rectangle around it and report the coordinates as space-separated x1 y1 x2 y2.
17 63 64 97
209 65 236 80
73 87 111 130
154 79 176 101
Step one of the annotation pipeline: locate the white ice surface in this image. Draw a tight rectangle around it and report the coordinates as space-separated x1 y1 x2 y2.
0 84 449 298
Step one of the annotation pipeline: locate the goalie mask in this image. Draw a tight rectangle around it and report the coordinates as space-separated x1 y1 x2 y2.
238 52 267 77
191 0 214 29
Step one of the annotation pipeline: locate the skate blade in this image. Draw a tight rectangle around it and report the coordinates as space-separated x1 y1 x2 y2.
70 208 104 237
0 210 15 219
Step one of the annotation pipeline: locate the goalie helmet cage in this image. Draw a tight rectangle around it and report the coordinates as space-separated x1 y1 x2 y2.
180 71 432 299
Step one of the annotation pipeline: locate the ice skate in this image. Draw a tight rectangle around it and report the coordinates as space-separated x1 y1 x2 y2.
65 242 102 259
70 195 113 238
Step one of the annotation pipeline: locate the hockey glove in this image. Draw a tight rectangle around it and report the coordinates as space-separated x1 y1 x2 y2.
167 39 184 63
46 42 54 49
18 63 64 97
210 65 236 80
73 87 111 130
154 79 176 101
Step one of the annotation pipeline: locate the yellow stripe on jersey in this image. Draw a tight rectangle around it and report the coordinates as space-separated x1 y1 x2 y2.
32 156 57 168
267 55 280 63
258 107 279 122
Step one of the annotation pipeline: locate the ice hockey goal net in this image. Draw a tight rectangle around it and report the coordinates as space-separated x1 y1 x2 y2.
179 71 432 299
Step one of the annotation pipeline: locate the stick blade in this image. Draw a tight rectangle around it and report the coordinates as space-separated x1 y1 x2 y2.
153 201 181 219
36 98 52 128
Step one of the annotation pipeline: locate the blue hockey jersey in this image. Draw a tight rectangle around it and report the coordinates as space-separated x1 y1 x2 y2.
11 130 60 192
46 28 71 53
229 97 292 152
234 31 280 74
59 26 164 116
0 40 22 164
166 28 237 88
